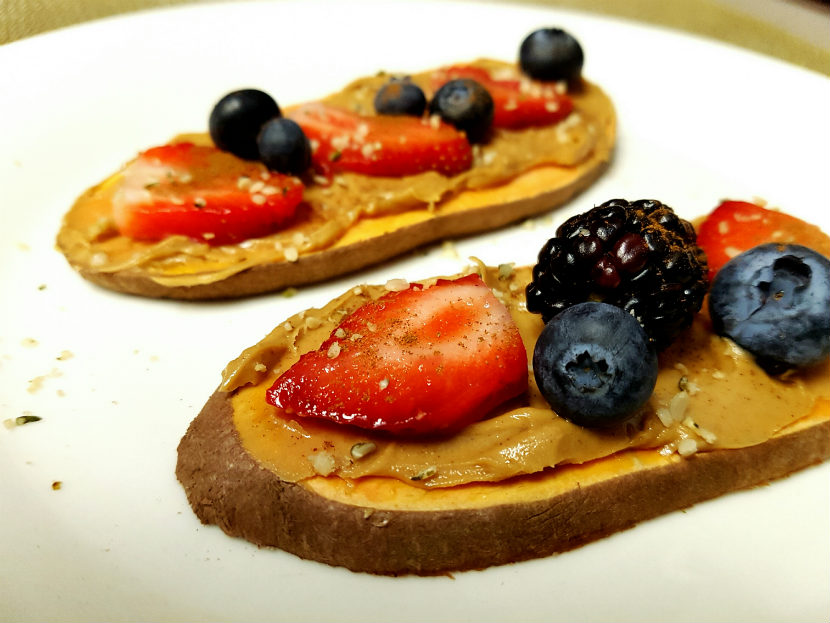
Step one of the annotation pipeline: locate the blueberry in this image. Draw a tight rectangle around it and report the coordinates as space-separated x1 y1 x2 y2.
709 243 830 372
257 118 311 176
374 78 427 116
209 89 281 160
428 79 493 143
519 28 584 83
533 302 658 427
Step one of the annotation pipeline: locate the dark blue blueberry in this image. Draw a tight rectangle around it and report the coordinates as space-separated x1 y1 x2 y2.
428 79 493 143
374 78 427 116
519 28 584 83
257 118 311 176
533 302 658 427
709 243 830 373
209 89 281 160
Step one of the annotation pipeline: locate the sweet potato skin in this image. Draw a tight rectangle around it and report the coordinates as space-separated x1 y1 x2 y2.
176 390 830 575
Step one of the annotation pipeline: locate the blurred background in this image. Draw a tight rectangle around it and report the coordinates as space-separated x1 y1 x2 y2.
1 0 828 76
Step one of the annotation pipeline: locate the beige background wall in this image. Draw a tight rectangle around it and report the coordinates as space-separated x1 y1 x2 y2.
1 0 828 76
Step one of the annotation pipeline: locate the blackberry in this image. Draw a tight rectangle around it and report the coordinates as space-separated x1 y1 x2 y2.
526 199 708 349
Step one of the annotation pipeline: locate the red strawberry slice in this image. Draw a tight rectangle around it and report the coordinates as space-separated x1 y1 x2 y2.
289 102 472 178
431 64 574 130
112 142 304 245
696 200 830 279
266 273 528 436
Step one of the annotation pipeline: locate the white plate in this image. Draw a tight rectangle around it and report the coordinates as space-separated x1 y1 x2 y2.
1 1 828 621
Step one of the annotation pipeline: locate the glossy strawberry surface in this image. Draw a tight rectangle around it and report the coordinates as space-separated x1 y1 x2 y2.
113 143 304 245
431 64 573 130
266 274 528 436
290 102 472 178
697 200 830 279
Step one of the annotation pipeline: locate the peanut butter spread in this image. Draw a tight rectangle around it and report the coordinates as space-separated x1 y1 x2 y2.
56 60 614 287
221 265 830 488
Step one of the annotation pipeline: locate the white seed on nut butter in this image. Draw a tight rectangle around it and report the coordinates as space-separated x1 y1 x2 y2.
656 388 691 427
497 263 515 280
384 278 409 292
350 441 377 460
669 390 690 422
683 416 718 444
90 252 110 267
307 451 336 476
677 438 699 457
656 407 674 428
410 465 438 481
283 247 299 262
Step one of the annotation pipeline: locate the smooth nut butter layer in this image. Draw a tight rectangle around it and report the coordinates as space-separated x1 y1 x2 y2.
222 265 830 491
56 60 615 290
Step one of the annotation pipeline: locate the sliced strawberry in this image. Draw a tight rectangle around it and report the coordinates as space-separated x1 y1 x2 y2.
697 200 830 279
112 142 304 245
431 64 574 130
289 102 472 178
266 274 528 436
